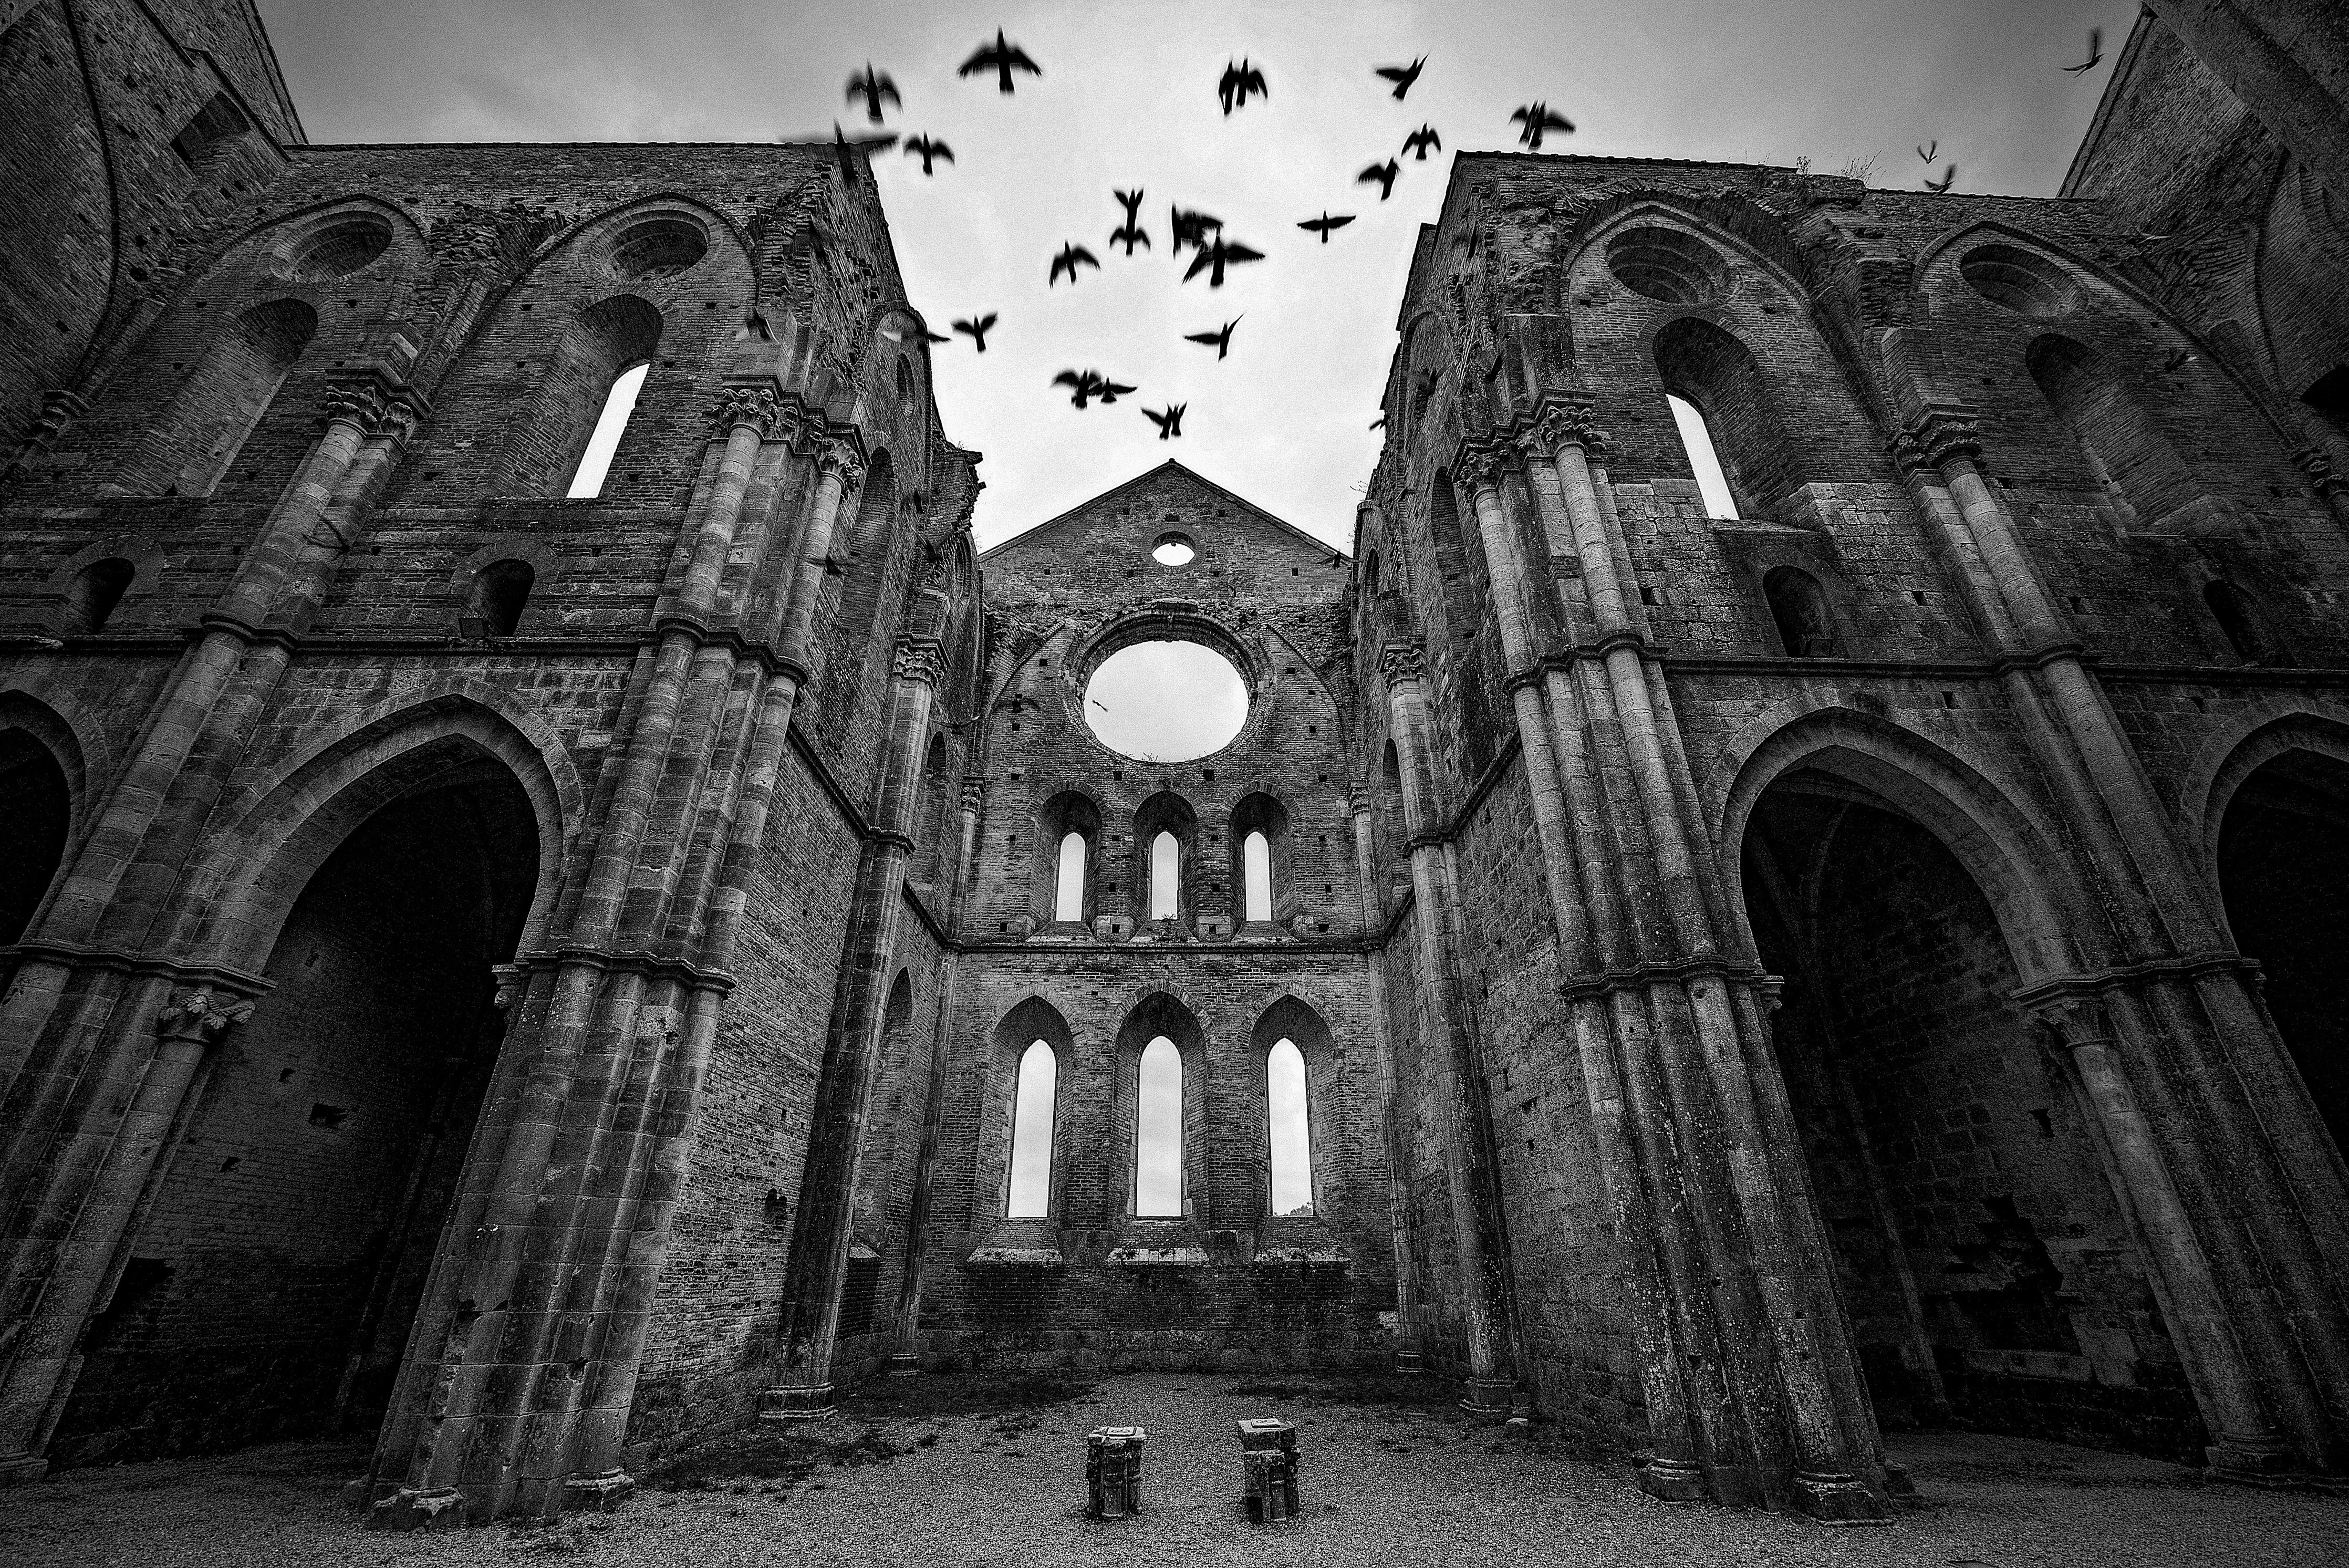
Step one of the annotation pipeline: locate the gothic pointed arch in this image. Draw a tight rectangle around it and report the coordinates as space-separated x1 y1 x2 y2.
1112 991 1209 1224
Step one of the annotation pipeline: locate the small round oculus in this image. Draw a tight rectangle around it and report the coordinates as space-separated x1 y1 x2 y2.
1151 533 1197 567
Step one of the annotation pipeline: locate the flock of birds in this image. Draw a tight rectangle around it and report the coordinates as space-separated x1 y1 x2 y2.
827 23 2113 443
824 32 1587 441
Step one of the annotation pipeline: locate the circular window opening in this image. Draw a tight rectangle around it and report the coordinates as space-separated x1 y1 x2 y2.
1958 244 2080 318
611 216 709 281
289 215 393 281
1604 226 1730 305
1084 639 1248 761
1151 533 1196 567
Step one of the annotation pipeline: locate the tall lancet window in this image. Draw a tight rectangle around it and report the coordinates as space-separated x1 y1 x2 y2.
1667 393 1738 518
1136 1035 1183 1216
568 362 649 497
1006 1041 1056 1217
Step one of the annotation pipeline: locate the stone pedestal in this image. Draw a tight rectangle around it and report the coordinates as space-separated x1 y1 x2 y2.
884 1353 922 1376
1085 1426 1146 1518
1460 1376 1515 1417
1237 1417 1299 1523
1391 1349 1423 1374
757 1383 837 1421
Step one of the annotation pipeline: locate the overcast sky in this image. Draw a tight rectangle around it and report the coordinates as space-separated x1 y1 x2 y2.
259 0 2140 552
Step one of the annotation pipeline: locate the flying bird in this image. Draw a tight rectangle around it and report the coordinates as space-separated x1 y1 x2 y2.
1923 163 1957 194
1218 58 1269 115
952 313 996 351
1916 140 1937 163
902 134 953 174
1183 236 1264 288
1053 369 1106 408
1511 102 1575 149
1298 212 1357 243
1375 57 1426 100
1109 188 1150 254
1358 159 1401 200
2163 349 2198 372
1169 205 1224 254
1184 317 1241 359
1144 404 1186 440
1402 124 1441 161
1368 414 1386 430
1049 243 1101 286
960 28 1041 94
2064 28 2103 75
918 326 950 344
830 123 898 176
845 65 900 124
1096 378 1138 404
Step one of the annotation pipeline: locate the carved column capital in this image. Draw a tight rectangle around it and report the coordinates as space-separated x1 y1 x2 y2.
2290 445 2349 500
705 385 785 442
1894 407 1983 470
1347 781 1374 816
959 774 987 813
818 439 867 493
1378 639 1427 688
156 987 253 1050
319 379 426 444
892 636 945 686
2026 989 2115 1053
1454 441 1519 495
1520 400 1611 462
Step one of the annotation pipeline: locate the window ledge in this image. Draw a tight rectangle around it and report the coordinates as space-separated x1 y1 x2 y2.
968 1245 1065 1268
1105 1244 1210 1268
1250 1245 1349 1267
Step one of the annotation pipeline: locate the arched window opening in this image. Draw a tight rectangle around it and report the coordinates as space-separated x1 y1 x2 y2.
1242 832 1273 922
499 295 662 496
1667 393 1739 519
1429 470 1500 780
61 559 135 636
171 92 250 168
122 298 316 497
466 559 534 638
1763 566 1841 657
566 362 649 498
1055 832 1087 922
1006 1040 1056 1217
2205 581 2275 664
1266 1038 1313 1216
1034 791 1101 928
896 356 918 416
1150 831 1180 919
0 729 72 948
1654 317 1790 518
1130 791 1198 927
2025 334 2196 528
1136 1035 1183 1216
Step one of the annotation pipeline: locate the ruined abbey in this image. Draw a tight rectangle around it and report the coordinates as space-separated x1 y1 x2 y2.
3 0 2348 1531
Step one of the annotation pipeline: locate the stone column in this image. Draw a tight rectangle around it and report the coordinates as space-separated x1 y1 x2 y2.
1378 641 1512 1408
2032 995 2299 1478
1348 784 1421 1369
767 631 943 1413
0 988 252 1480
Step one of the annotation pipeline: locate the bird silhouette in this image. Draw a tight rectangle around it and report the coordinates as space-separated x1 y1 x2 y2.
1169 205 1225 255
1298 212 1357 243
1109 188 1150 254
1916 139 1938 163
845 65 900 124
2064 28 2103 75
902 134 953 174
959 28 1041 94
1183 236 1264 288
2163 349 2199 372
1053 369 1106 408
1374 57 1426 100
1402 124 1441 161
1511 102 1575 149
1358 159 1401 200
1218 58 1269 115
1096 378 1138 405
918 326 950 344
830 123 898 176
1145 404 1187 440
1184 317 1241 359
952 313 996 351
1049 243 1101 286
1368 414 1386 430
1922 163 1957 194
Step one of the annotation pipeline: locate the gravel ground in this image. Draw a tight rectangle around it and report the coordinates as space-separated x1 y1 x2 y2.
5 1372 2344 1567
